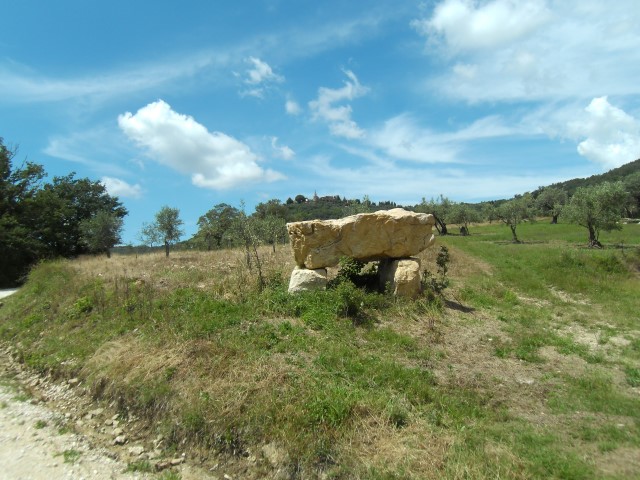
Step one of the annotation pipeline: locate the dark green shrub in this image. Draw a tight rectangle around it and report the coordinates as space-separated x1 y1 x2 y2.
422 245 450 295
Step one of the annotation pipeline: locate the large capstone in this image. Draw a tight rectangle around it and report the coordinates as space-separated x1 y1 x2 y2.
286 208 436 269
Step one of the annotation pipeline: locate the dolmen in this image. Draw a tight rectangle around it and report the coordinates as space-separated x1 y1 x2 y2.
286 208 436 298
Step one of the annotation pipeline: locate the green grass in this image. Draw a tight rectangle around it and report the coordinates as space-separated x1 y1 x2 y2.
1 222 639 479
125 460 154 473
34 419 47 429
56 448 82 464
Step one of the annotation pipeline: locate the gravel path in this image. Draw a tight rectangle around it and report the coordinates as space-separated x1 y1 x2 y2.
0 289 19 300
0 387 144 479
0 369 152 479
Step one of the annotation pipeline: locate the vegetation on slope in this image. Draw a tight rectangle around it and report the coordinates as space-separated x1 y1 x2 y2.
538 158 640 196
0 138 127 287
1 221 639 479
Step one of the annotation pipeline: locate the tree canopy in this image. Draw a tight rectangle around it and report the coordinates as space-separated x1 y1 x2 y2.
535 187 568 224
153 206 184 257
0 138 127 286
195 203 239 250
497 194 533 243
79 211 124 258
562 182 628 247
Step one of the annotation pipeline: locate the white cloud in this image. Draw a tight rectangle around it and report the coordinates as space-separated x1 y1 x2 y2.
270 137 295 160
305 154 583 204
245 57 283 84
368 113 515 163
118 100 284 189
415 0 640 102
43 129 130 176
415 0 550 51
0 52 219 104
568 97 640 169
369 115 459 163
285 98 302 115
101 177 143 199
240 57 283 98
309 70 369 139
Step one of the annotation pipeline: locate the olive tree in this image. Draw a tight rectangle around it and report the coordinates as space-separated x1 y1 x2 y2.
624 172 640 218
497 194 533 243
562 182 628 248
450 203 480 235
535 187 568 224
418 195 453 235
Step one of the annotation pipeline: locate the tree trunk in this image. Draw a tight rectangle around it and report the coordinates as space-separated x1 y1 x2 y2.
432 215 447 235
510 225 519 243
587 224 602 248
244 242 252 268
551 214 559 224
165 241 170 257
106 249 111 259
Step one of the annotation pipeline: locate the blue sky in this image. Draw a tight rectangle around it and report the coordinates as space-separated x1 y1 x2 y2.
2 0 640 244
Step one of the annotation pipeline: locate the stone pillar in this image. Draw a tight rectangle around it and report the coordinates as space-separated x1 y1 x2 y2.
379 258 422 299
288 267 328 294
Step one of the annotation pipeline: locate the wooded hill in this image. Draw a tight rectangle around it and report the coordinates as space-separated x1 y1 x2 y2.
280 159 640 222
533 158 640 197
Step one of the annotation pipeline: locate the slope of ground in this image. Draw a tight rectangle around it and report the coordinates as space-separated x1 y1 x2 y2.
0 221 638 479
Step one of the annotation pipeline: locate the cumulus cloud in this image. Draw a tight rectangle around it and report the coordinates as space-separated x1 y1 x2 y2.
118 100 284 189
415 0 550 51
270 137 295 160
101 177 143 199
285 98 302 115
414 0 640 102
568 97 640 169
240 57 283 98
309 70 369 139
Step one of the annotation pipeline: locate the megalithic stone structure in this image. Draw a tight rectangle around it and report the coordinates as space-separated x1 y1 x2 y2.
286 208 436 297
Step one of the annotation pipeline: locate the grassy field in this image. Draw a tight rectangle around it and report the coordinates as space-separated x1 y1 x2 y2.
0 220 639 479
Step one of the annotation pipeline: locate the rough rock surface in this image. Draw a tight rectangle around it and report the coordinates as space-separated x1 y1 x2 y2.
288 267 327 293
379 258 422 299
287 208 435 269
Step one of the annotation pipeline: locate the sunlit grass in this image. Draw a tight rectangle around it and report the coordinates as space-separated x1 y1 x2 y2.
0 222 639 478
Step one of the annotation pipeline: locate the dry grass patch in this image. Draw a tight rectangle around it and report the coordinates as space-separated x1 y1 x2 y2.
343 415 453 479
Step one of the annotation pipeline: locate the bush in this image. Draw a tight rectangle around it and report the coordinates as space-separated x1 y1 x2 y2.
422 245 450 296
330 257 379 290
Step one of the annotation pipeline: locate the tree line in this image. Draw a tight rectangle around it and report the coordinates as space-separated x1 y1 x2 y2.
142 172 639 258
1 138 127 287
3 134 638 286
414 177 638 247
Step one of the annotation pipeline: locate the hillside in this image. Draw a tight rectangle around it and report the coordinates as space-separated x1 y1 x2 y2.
536 158 640 196
275 159 640 223
1 221 639 479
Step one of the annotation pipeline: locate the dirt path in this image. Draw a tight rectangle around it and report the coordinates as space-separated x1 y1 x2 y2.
0 363 153 479
0 289 19 300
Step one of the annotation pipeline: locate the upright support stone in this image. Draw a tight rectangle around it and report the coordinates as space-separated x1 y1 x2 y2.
379 258 422 299
288 267 327 294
